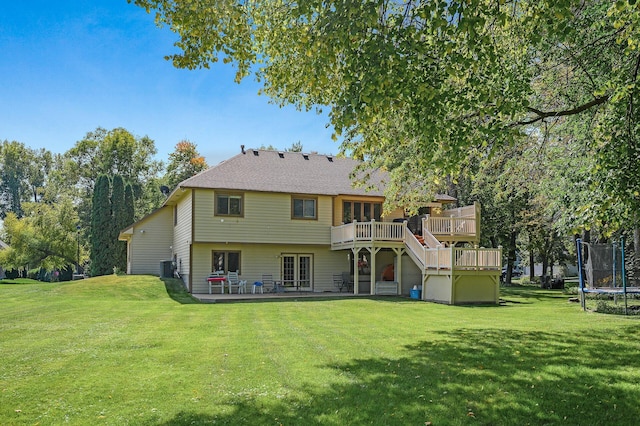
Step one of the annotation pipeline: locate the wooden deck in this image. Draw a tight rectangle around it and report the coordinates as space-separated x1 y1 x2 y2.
330 203 501 304
424 202 481 244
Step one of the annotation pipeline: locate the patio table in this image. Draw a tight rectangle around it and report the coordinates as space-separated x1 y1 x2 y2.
207 276 227 294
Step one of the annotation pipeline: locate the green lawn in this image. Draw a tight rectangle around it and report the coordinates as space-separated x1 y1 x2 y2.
1 276 639 425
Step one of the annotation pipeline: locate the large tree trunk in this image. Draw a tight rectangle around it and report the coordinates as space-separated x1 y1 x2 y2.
529 249 535 282
579 229 590 287
505 230 517 284
582 229 590 264
633 226 640 287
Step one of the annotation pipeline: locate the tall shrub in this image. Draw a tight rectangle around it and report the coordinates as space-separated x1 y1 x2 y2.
90 175 112 276
111 175 127 272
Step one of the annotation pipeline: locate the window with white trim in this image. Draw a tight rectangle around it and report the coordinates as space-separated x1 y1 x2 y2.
292 197 317 219
215 193 243 216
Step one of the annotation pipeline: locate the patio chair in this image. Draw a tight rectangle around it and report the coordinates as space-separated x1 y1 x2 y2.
262 274 276 292
341 271 354 292
262 274 273 292
333 273 346 292
227 271 241 293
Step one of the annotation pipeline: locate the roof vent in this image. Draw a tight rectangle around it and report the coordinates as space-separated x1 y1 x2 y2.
252 150 259 156
327 155 333 162
302 153 309 160
278 151 284 158
241 145 245 154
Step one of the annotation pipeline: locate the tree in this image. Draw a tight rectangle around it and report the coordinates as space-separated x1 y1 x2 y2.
0 142 57 216
0 140 32 218
65 127 164 224
131 0 640 217
90 175 113 276
165 140 208 190
124 183 135 234
111 175 127 273
287 141 303 152
0 198 81 273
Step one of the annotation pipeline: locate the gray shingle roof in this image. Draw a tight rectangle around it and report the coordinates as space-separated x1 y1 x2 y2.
179 149 387 196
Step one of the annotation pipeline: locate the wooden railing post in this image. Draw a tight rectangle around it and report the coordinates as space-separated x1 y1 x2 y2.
451 247 455 271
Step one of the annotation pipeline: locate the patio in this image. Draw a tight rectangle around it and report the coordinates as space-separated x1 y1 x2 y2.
193 291 395 303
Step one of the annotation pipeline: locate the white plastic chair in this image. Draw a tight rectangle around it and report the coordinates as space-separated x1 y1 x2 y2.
227 271 241 293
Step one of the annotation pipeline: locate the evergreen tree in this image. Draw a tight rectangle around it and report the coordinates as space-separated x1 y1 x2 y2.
122 183 135 274
111 174 127 273
124 183 135 232
90 174 112 276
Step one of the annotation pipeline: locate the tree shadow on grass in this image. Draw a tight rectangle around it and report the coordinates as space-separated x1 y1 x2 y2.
148 325 640 425
501 286 570 303
0 278 41 285
161 278 202 304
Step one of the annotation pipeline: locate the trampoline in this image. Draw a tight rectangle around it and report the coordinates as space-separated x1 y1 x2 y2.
576 237 640 314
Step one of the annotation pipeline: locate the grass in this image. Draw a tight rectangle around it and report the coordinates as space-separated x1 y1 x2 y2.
1 276 639 425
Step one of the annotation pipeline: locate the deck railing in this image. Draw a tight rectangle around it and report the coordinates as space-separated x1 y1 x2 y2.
423 202 479 239
424 246 453 269
453 247 501 270
424 216 477 236
418 245 500 271
443 204 477 218
331 221 406 245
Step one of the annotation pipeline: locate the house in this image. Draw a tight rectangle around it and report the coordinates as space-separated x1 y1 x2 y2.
119 148 501 304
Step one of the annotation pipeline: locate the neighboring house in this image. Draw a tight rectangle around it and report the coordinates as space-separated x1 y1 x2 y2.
0 239 8 279
119 148 501 304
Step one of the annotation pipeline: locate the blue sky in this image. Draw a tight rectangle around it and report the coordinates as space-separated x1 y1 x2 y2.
0 1 338 165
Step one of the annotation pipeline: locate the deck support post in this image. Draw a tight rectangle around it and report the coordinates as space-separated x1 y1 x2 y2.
351 247 359 295
370 246 381 295
392 247 404 295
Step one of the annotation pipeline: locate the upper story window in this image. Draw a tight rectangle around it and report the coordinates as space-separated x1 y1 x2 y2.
215 193 243 216
292 197 317 220
343 200 382 223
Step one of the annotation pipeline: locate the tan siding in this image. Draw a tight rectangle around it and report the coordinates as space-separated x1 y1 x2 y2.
191 242 350 294
312 249 351 292
453 275 499 304
424 275 453 304
332 195 393 226
193 190 333 245
400 256 422 295
128 207 173 275
384 207 405 221
172 191 193 279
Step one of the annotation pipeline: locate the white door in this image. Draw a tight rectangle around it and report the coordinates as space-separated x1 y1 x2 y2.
281 254 313 290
